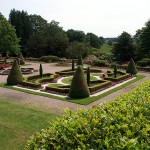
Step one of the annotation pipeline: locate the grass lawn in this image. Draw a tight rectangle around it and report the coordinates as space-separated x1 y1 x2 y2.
61 76 98 84
0 100 58 150
0 75 144 105
92 43 112 53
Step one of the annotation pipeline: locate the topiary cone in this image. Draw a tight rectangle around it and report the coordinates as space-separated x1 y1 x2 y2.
76 55 83 66
72 59 75 71
7 59 23 85
126 58 137 76
69 66 90 98
18 52 25 65
39 64 43 78
87 67 90 86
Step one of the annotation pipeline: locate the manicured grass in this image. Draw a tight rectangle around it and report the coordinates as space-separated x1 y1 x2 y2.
0 75 144 105
61 76 97 84
0 100 58 150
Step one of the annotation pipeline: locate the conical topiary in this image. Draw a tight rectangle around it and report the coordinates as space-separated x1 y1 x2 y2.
126 58 137 76
114 63 117 78
72 59 75 71
7 59 23 85
69 66 90 98
39 64 43 78
87 67 90 86
76 55 83 66
18 52 25 65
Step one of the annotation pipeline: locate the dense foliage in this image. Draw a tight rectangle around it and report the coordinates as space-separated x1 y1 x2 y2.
76 55 83 66
0 13 20 55
134 20 150 60
112 32 135 61
26 80 150 149
7 60 23 85
69 66 90 98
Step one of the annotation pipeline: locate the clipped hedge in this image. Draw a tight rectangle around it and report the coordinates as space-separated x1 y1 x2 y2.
46 84 70 94
93 59 108 67
20 73 58 89
25 80 150 150
89 80 111 92
39 55 59 62
104 74 130 82
137 58 150 67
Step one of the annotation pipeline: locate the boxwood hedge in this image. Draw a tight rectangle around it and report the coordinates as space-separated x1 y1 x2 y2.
25 80 150 150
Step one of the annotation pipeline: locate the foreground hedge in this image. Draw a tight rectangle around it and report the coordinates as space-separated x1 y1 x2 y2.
25 80 150 150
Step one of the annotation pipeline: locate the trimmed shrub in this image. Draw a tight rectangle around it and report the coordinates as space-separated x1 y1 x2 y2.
89 80 111 92
72 59 75 71
39 55 59 62
7 60 23 85
93 59 108 67
126 58 137 75
25 80 150 150
18 52 25 65
76 55 83 66
46 84 70 94
39 64 43 78
137 58 150 67
114 63 117 78
69 66 90 98
87 67 90 86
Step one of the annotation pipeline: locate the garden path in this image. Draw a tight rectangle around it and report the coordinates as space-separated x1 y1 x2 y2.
0 62 149 112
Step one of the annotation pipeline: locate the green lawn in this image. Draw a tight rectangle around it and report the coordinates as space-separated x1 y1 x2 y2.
0 100 58 150
92 43 112 53
61 76 97 84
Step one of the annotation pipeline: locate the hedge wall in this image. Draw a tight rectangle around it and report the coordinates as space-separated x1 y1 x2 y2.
25 80 150 150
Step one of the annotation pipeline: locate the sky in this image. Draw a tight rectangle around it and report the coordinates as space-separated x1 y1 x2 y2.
0 0 150 37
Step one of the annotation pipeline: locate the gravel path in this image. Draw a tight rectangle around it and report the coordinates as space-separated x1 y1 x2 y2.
0 62 149 112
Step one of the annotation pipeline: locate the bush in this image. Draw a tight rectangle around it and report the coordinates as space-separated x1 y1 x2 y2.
93 59 108 67
69 66 90 98
39 55 59 62
76 55 83 66
25 80 150 150
46 84 70 94
18 52 25 65
20 73 58 88
7 60 23 85
137 58 150 67
89 80 111 92
126 58 137 75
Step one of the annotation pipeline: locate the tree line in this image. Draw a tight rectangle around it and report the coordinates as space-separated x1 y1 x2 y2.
0 9 103 58
0 9 149 62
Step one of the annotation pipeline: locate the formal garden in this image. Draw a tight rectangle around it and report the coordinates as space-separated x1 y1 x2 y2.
0 8 150 150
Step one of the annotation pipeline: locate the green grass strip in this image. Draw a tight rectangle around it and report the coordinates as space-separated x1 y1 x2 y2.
0 75 144 105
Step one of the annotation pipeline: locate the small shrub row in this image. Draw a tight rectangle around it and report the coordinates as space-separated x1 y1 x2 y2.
89 80 111 92
39 55 59 62
137 58 150 67
20 74 58 89
25 80 150 150
93 59 108 67
104 74 130 82
46 84 70 94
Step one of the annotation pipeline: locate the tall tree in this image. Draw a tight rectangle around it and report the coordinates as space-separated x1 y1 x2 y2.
66 29 85 42
112 31 135 61
66 41 92 58
85 33 103 48
134 20 150 60
30 14 47 34
0 13 20 55
9 9 32 51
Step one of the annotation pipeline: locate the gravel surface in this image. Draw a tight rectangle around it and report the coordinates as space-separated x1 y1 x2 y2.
0 62 149 112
